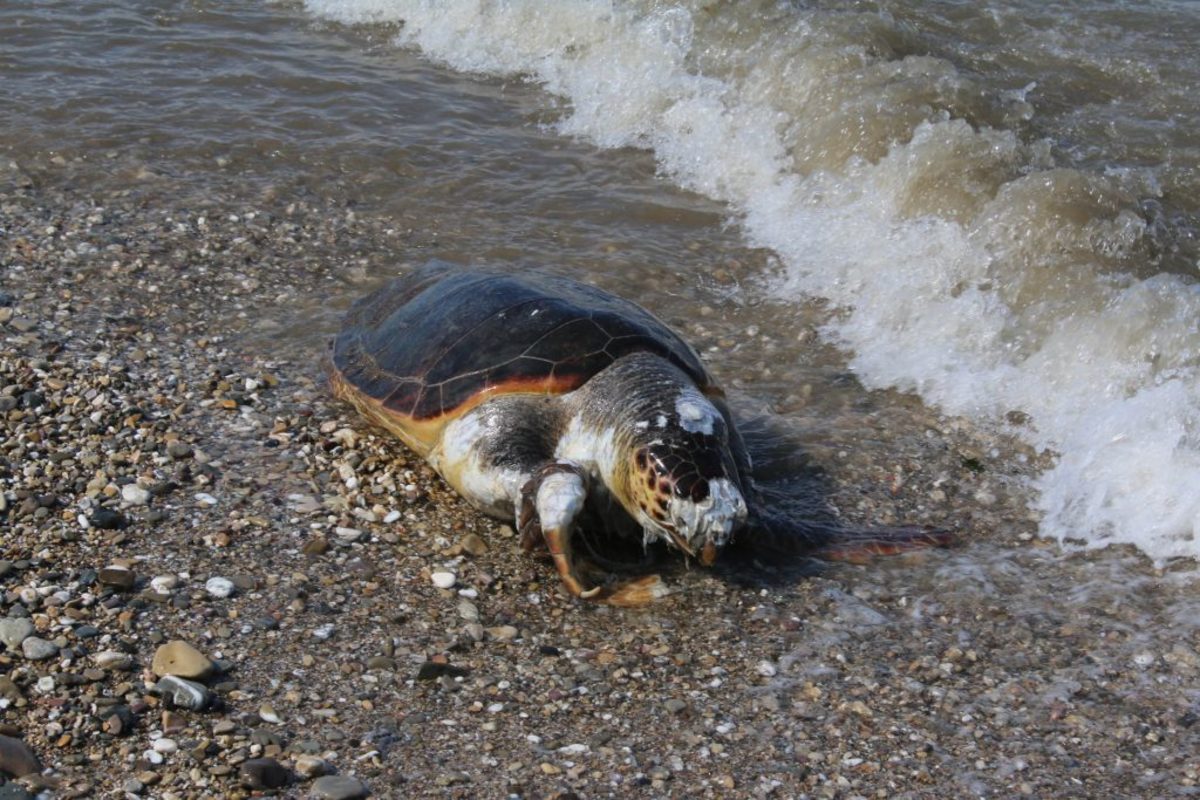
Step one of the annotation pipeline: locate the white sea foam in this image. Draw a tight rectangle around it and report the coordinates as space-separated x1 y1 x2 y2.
306 0 1200 562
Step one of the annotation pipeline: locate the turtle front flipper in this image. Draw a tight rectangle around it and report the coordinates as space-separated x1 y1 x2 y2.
520 462 603 600
520 462 669 606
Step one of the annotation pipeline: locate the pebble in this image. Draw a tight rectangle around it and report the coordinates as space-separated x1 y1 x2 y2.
98 565 136 590
94 650 135 671
0 618 34 651
312 624 336 641
89 507 128 530
258 704 282 724
458 533 488 557
456 600 480 622
150 575 179 594
486 625 518 641
21 637 59 661
309 775 370 799
121 484 151 505
166 441 193 460
152 641 214 680
205 577 235 598
0 734 42 777
151 737 178 754
240 757 291 789
294 754 329 778
430 571 456 589
155 675 211 711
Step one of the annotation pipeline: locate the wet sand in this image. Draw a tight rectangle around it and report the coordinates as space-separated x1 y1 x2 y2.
1 162 1198 799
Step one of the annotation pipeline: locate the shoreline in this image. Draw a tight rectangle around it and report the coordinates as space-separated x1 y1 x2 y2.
1 168 1196 798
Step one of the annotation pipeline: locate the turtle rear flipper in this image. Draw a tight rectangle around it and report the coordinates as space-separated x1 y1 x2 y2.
739 513 956 564
808 526 956 564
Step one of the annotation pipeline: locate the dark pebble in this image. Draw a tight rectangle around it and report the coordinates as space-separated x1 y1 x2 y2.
310 775 370 800
240 757 291 789
89 508 128 530
416 662 469 681
0 734 41 777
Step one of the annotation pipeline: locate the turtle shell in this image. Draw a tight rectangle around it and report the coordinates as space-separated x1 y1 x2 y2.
331 262 718 450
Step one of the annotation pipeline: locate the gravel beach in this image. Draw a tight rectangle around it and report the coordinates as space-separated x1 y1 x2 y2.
2 160 1198 800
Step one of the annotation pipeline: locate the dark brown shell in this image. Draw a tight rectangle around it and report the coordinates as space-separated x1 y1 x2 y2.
331 262 718 422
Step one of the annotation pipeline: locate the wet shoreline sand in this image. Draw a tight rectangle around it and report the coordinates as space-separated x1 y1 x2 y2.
2 164 1197 798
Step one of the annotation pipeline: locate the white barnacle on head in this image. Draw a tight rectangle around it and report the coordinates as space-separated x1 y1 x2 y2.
674 388 717 436
664 477 746 550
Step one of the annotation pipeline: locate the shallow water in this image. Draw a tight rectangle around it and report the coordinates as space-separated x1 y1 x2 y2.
2 0 1197 577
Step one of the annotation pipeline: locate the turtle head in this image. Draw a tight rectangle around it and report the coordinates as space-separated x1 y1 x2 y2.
621 388 748 564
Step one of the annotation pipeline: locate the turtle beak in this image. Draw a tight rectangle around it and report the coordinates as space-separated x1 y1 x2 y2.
664 526 699 560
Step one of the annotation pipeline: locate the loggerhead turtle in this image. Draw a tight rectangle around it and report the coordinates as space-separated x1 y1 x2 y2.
331 262 951 606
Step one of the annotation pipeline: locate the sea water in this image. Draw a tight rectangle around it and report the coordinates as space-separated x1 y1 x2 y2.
303 0 1200 562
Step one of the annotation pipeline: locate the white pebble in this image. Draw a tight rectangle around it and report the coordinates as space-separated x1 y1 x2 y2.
430 572 456 589
205 577 234 598
383 510 402 524
143 750 164 765
151 575 179 594
121 484 151 505
152 738 178 754
313 623 336 640
756 661 778 677
194 492 218 506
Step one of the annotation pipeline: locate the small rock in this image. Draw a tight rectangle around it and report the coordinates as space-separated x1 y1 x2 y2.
150 575 179 594
102 706 135 736
98 565 136 590
365 656 396 671
458 533 488 557
93 650 134 671
664 699 688 714
486 625 518 641
0 734 41 777
310 775 370 800
155 675 211 711
416 661 469 681
456 600 479 622
204 577 234 598
258 704 282 724
241 757 291 789
89 507 128 530
21 637 58 661
151 737 177 754
302 537 329 555
430 571 456 589
152 641 213 680
0 618 34 651
121 484 151 505
166 442 193 460
161 711 186 735
294 755 329 778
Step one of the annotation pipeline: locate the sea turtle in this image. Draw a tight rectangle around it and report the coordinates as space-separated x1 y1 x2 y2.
331 262 950 606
